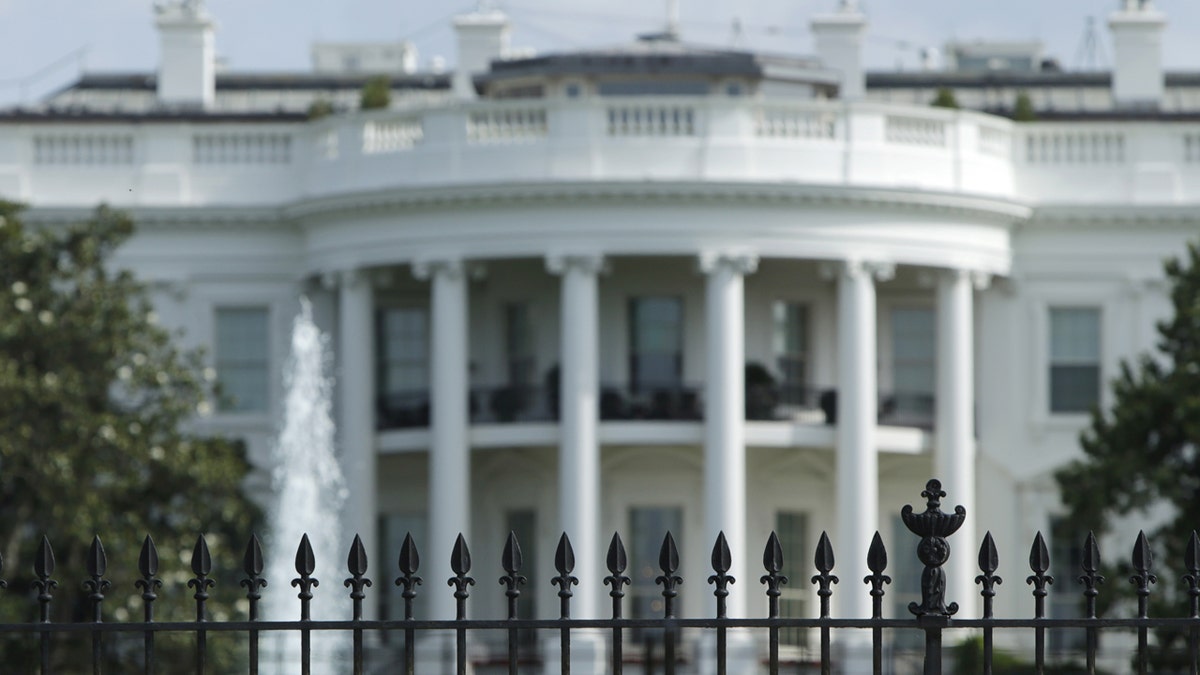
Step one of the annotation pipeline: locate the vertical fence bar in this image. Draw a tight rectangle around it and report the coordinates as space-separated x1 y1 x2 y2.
345 535 372 675
605 534 630 675
292 534 318 675
448 534 475 675
500 532 526 675
137 537 163 675
976 533 1002 675
1185 532 1200 675
761 532 787 675
1027 532 1052 675
85 536 110 675
241 535 265 675
552 534 578 675
656 533 681 675
396 533 422 675
34 536 56 675
189 535 214 675
811 532 837 675
865 532 891 675
1130 531 1156 675
709 533 734 675
1079 532 1104 675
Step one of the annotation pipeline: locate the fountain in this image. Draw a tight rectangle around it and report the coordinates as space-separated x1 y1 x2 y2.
263 297 349 673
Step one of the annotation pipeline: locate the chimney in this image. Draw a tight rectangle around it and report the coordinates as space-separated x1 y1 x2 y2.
811 1 868 101
452 6 510 99
154 0 215 108
1109 0 1166 109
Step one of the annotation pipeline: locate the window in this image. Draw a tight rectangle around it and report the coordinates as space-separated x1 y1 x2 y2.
377 307 429 427
1049 307 1101 413
772 302 809 405
629 297 683 392
890 308 936 422
774 511 808 647
378 307 428 395
215 307 270 412
629 506 683 637
504 303 535 387
565 83 582 99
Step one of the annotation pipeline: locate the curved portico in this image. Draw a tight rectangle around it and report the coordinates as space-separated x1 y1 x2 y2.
320 186 1023 629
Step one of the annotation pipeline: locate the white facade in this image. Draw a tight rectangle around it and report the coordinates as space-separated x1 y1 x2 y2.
1 0 1192 670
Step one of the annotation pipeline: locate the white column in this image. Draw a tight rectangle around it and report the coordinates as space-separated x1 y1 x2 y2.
699 252 758 617
544 254 607 675
414 259 470 622
936 268 981 618
835 260 890 623
546 254 604 618
338 270 377 617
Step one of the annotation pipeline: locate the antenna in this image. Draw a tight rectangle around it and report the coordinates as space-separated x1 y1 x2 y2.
729 17 744 48
1073 16 1108 71
666 0 680 38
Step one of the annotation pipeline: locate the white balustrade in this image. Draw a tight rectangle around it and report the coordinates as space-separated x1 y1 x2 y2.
33 135 134 165
1023 130 1125 164
607 103 695 136
362 118 423 154
192 133 293 164
977 124 1012 158
466 106 547 143
754 105 836 139
885 115 947 147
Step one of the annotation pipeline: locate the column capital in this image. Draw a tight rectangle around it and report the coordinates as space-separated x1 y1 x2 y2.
822 259 894 282
545 253 607 276
697 251 759 275
321 268 373 290
412 258 485 281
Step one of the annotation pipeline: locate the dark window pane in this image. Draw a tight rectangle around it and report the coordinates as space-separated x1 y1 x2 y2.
1050 365 1100 413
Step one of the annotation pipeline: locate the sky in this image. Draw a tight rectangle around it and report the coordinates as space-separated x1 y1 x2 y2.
2 1 1200 106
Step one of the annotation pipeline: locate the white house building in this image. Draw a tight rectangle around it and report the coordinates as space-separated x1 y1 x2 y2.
0 0 1192 670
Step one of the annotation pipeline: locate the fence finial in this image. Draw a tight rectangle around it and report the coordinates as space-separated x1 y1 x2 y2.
902 478 964 617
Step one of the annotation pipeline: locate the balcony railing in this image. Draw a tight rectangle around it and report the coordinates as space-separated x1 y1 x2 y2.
377 385 935 430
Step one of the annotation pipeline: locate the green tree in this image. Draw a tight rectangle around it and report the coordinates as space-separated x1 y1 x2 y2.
0 202 260 670
1056 243 1200 668
359 75 391 110
1012 90 1037 121
307 97 335 120
931 87 960 109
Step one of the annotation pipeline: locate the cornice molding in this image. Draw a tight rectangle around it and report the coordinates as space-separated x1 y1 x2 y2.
22 205 291 231
1029 204 1200 228
284 181 1033 225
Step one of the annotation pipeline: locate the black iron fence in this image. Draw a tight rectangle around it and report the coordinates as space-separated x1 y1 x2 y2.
3 479 1198 674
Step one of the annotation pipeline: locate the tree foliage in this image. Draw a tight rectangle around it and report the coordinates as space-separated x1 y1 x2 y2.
359 75 391 110
931 87 960 109
0 202 260 669
1012 90 1037 121
1056 243 1200 666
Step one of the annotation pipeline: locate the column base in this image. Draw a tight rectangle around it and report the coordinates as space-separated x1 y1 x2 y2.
697 628 759 675
542 628 607 675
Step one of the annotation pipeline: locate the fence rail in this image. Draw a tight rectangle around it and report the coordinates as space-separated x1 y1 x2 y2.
3 479 1198 674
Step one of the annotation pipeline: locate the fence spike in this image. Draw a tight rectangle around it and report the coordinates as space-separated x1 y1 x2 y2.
83 535 111 620
604 533 630 618
86 535 107 579
188 535 214 621
501 531 523 577
864 532 891 606
394 532 423 620
347 534 369 577
398 532 421 577
1026 532 1052 595
975 532 1002 619
499 531 527 619
191 534 212 578
554 533 576 576
655 532 682 618
811 531 838 618
240 535 266 617
1129 530 1157 615
295 533 317 577
760 531 789 612
1078 531 1104 615
1184 531 1200 619
708 532 735 617
35 535 55 580
139 535 160 579
447 534 475 620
